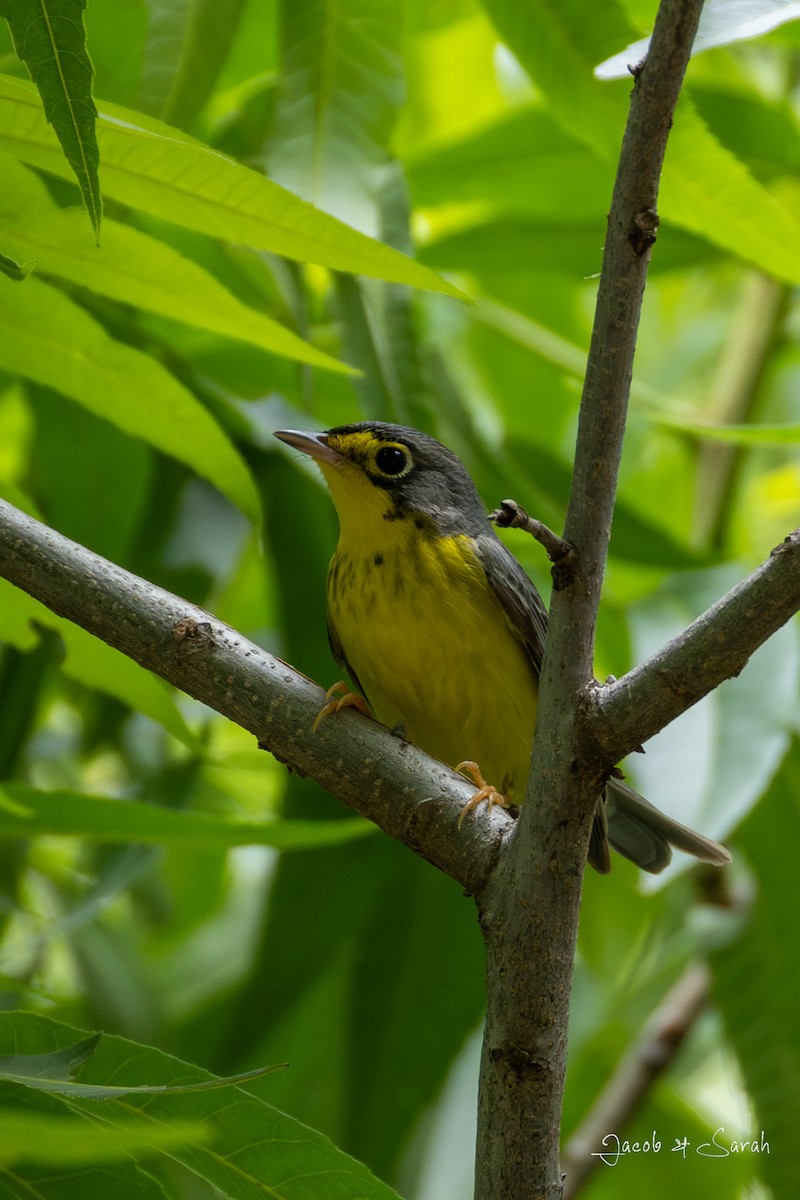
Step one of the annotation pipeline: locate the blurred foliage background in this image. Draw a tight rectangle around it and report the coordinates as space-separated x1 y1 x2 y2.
0 0 799 1197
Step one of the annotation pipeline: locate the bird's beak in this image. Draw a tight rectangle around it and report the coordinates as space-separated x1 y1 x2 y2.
274 429 343 467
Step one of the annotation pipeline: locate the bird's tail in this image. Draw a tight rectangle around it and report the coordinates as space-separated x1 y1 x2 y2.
598 777 731 875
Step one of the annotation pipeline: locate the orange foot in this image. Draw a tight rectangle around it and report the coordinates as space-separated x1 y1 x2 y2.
312 681 372 733
455 761 511 828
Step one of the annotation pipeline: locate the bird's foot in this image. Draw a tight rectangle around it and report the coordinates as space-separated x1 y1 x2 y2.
455 761 510 828
312 681 372 732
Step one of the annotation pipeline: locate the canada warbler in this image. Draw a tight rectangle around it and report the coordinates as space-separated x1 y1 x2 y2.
275 421 730 875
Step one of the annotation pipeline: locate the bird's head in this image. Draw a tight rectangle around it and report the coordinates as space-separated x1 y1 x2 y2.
274 422 488 541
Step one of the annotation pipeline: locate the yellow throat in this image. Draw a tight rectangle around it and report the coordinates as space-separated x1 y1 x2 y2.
316 434 539 802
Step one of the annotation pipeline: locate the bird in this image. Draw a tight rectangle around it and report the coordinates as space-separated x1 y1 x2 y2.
274 421 730 875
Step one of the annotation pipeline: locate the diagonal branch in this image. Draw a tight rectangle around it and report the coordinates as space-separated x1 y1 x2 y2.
0 496 508 897
590 529 800 765
1 499 795 826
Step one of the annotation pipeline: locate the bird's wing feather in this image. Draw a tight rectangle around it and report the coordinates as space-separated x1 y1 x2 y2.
473 534 549 677
475 533 613 873
473 536 730 876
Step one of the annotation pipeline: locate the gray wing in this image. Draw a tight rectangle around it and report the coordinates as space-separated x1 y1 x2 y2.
474 534 613 866
473 533 549 678
473 536 731 876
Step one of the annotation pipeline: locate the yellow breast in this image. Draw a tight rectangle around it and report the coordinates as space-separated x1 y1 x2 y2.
327 520 538 803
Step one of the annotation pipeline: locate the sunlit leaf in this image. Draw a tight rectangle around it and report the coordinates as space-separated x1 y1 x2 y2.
0 73 464 297
266 0 404 236
658 416 800 444
408 105 613 222
660 100 800 285
0 274 260 520
0 156 353 373
479 0 634 157
597 0 800 79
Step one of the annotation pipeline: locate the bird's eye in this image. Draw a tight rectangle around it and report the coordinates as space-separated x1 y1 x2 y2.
374 444 411 477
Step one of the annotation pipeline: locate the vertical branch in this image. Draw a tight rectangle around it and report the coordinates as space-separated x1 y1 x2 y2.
474 2 706 1198
555 0 707 682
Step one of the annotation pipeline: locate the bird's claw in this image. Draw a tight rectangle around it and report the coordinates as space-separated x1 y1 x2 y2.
455 761 510 828
312 681 372 732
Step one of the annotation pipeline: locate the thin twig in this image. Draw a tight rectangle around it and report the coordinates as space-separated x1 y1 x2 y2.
488 499 576 582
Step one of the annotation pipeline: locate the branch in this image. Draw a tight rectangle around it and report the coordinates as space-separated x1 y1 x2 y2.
560 964 711 1198
489 500 574 572
0 497 508 897
591 529 800 764
474 2 707 1198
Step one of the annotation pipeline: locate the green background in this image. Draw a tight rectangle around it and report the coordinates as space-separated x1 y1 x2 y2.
0 0 799 1197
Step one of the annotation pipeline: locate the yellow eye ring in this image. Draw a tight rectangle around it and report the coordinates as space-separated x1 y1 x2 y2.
371 442 412 479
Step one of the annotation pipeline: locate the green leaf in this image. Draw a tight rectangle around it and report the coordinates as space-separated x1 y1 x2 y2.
0 783 375 850
626 566 799 878
0 1011 405 1200
657 417 800 444
0 1110 211 1167
408 105 613 221
0 580 200 748
504 437 704 569
422 217 609 280
711 743 800 1199
0 73 464 298
0 248 35 280
478 0 634 157
266 0 404 235
421 214 717 289
0 1033 100 1079
597 0 800 79
0 1035 284 1097
334 274 405 419
660 100 800 285
0 156 353 373
0 0 101 237
0 273 260 521
216 836 484 1182
140 0 246 131
28 386 153 562
691 85 800 180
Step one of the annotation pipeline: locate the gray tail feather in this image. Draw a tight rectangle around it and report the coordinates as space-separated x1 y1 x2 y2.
602 777 731 875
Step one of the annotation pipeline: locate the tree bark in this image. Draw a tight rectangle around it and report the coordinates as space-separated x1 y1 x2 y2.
473 1 708 1196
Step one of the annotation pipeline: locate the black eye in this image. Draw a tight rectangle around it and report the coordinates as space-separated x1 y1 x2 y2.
375 445 409 476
